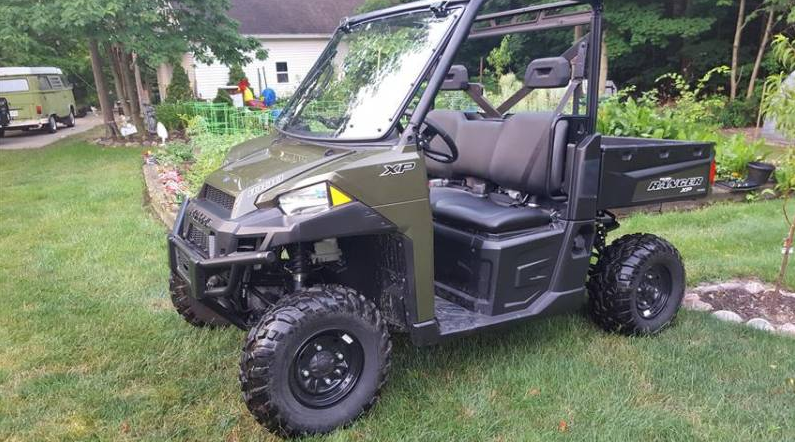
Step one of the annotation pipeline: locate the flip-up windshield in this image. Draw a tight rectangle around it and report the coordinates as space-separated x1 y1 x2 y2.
276 8 460 140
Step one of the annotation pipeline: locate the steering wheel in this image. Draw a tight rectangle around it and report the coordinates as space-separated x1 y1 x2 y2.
417 118 459 164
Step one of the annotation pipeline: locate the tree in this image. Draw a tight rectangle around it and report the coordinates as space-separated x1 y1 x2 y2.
1 0 266 139
167 64 193 102
228 64 248 85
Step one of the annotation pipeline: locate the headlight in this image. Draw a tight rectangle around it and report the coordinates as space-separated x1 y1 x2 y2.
277 182 352 216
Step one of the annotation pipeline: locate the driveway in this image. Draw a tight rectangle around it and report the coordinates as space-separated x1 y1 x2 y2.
0 114 103 150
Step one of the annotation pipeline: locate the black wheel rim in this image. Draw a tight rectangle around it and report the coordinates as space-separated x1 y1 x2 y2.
289 329 364 408
635 264 672 319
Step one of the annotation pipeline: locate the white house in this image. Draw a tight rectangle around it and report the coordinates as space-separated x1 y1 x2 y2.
185 0 365 101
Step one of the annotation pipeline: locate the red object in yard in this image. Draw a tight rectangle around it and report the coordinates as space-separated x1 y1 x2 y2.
709 160 717 185
36 105 42 115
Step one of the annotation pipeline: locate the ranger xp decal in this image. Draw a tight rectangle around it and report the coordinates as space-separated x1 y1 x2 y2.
647 176 704 192
380 162 416 177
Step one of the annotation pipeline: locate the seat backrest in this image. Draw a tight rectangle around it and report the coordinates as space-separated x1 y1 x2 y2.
425 110 569 197
425 110 502 179
489 112 568 196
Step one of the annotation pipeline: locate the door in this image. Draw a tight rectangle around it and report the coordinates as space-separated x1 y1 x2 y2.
0 76 35 122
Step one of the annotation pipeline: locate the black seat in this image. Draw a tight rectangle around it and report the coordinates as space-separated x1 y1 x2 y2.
430 188 551 233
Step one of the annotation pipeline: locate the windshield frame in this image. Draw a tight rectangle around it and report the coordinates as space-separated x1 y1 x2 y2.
275 3 465 145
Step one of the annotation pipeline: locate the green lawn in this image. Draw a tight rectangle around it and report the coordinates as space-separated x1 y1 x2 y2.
1 139 794 442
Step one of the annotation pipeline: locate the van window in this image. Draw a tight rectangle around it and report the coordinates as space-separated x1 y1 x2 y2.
0 78 30 93
39 76 52 90
61 75 72 88
48 75 64 89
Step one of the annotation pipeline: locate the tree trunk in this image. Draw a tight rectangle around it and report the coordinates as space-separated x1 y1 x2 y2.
730 0 747 101
87 39 118 139
132 53 148 108
746 10 775 100
776 205 795 293
599 31 608 94
119 50 146 138
107 45 131 118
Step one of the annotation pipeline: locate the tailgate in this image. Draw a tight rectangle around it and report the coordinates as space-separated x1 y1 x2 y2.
597 136 714 210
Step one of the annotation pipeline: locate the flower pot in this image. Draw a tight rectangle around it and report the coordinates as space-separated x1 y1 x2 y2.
746 161 775 187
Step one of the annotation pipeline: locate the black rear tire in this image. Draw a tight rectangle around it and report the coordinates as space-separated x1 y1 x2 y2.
169 273 230 328
46 115 57 134
588 233 685 335
65 110 76 128
240 285 391 436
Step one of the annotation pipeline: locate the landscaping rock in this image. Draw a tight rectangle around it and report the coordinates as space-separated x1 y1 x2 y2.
683 293 713 311
718 282 743 292
782 291 795 299
744 281 766 295
693 284 720 294
713 310 743 323
746 318 774 331
778 323 795 337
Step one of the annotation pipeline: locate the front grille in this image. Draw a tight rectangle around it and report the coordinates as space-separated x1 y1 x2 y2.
204 185 235 211
187 224 209 255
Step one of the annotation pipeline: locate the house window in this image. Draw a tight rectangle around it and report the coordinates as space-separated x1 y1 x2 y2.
276 62 289 83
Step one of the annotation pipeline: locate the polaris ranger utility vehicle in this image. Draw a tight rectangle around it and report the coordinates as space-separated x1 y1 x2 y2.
167 0 715 435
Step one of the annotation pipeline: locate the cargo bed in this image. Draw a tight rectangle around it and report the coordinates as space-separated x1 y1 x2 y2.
597 136 715 210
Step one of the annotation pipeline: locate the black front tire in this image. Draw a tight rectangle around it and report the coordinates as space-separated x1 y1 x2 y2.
240 285 391 436
169 273 231 327
588 233 685 335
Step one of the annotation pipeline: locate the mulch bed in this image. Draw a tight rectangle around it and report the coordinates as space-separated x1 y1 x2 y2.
701 288 795 325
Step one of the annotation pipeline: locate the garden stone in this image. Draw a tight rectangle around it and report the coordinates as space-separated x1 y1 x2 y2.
683 294 712 312
778 323 795 337
746 318 774 332
718 282 743 291
744 281 766 294
782 291 795 299
713 310 743 323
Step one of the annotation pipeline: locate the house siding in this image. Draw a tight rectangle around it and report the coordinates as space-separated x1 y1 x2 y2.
192 37 329 101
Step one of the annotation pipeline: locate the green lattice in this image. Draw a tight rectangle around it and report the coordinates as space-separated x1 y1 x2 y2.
186 102 271 136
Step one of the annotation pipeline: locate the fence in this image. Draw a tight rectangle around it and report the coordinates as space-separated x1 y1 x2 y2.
185 102 272 136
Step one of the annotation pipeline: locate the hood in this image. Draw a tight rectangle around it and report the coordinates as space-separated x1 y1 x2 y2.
203 134 353 216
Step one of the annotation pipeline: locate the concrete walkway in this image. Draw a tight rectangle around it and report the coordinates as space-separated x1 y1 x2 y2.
0 115 103 150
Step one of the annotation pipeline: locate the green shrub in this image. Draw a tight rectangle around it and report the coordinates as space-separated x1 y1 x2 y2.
155 142 195 166
717 96 759 128
714 134 766 179
185 132 253 194
213 88 233 106
166 65 193 102
773 149 795 196
155 102 190 132
228 64 247 85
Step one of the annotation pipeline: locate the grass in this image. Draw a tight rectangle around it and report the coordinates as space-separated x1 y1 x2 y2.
1 138 794 442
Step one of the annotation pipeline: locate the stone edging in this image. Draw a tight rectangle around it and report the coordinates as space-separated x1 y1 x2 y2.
683 280 795 338
143 163 177 228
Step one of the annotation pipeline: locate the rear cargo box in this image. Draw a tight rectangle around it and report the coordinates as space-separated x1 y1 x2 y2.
597 137 714 210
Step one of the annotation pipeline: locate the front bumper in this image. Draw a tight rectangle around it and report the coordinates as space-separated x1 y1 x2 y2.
167 196 395 300
167 200 277 299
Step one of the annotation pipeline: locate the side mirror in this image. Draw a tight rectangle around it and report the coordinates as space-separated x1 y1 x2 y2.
524 57 572 89
441 65 470 91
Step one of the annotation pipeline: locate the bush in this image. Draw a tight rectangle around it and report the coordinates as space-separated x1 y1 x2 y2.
155 102 191 132
213 88 233 106
714 134 766 179
228 64 247 85
166 65 193 102
717 96 759 128
155 142 195 166
774 149 795 196
185 132 254 194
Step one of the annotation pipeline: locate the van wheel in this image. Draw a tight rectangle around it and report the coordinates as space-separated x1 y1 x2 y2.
169 273 230 328
240 285 391 436
65 110 76 128
588 233 685 335
46 115 58 133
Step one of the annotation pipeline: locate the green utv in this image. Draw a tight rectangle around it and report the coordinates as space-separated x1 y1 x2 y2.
167 0 715 436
